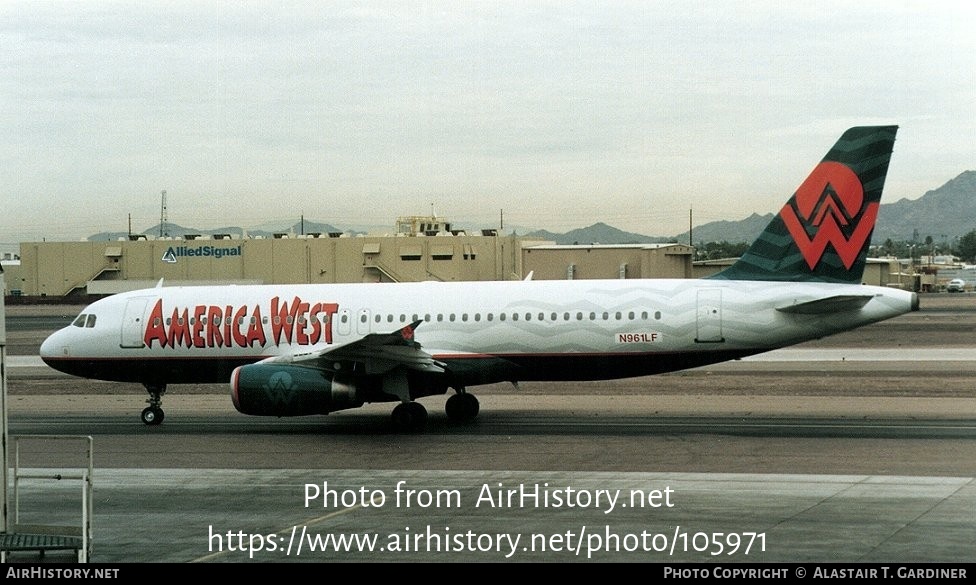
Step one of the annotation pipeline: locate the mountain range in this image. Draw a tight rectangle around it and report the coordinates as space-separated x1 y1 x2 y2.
530 170 976 245
90 171 976 246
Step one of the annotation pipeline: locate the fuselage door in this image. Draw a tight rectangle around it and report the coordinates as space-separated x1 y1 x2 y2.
120 297 150 348
695 288 724 343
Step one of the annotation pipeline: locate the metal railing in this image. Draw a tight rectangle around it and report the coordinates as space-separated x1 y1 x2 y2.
1 435 93 563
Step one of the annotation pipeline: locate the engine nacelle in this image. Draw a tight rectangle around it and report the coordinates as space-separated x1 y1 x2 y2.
231 364 367 416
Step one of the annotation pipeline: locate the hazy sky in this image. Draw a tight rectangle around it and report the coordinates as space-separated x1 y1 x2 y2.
2 1 974 245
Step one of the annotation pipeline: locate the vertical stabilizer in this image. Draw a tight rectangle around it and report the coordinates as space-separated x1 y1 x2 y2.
709 126 898 283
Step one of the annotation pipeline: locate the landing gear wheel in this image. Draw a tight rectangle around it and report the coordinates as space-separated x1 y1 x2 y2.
445 392 479 423
392 402 428 433
141 406 164 426
142 383 167 426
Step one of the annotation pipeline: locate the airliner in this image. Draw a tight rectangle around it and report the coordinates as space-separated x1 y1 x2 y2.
40 126 917 431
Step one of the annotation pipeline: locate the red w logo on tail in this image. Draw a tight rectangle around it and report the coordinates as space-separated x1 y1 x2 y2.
780 161 878 270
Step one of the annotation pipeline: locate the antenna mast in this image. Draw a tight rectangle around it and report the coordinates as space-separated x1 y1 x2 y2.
159 190 168 238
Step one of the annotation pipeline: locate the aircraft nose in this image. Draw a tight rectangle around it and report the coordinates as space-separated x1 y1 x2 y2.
40 329 68 362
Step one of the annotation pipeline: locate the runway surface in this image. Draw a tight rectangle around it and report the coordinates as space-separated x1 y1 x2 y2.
2 293 975 562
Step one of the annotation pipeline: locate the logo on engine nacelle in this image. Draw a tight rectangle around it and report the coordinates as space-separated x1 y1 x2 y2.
265 371 297 392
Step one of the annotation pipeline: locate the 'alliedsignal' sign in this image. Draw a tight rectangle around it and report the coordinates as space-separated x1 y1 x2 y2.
162 245 242 263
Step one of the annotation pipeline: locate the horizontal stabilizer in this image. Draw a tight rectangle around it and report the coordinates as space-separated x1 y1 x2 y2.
775 294 874 315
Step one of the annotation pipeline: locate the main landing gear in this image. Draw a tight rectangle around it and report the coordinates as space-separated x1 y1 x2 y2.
445 389 479 423
141 383 166 426
389 388 480 433
391 401 428 433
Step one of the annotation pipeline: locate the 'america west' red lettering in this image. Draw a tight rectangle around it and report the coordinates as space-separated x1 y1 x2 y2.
143 296 339 349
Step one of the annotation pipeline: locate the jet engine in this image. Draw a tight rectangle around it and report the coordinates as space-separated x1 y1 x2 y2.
231 364 373 416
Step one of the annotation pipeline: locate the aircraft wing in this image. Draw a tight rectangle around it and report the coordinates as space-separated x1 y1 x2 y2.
258 320 445 375
775 294 875 315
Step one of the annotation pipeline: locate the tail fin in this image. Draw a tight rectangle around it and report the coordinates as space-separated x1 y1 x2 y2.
709 126 898 283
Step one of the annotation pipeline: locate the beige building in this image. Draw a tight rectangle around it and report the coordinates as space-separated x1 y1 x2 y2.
523 243 693 280
15 232 539 297
15 226 935 298
13 231 699 298
0 257 21 296
11 214 706 298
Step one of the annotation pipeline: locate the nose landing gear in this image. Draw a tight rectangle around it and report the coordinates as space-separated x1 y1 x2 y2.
141 383 166 425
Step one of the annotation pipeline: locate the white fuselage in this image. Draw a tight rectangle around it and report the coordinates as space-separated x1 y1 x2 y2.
40 278 916 386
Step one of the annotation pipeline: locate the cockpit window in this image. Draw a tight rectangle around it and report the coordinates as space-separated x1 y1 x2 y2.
72 313 97 328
